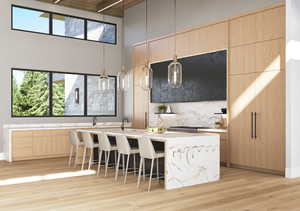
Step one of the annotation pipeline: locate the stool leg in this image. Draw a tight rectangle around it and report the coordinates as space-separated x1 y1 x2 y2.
122 154 125 175
133 154 136 175
124 154 130 184
81 146 87 170
148 159 154 192
137 157 143 189
88 149 93 170
68 145 74 167
143 158 146 181
156 158 159 181
114 151 117 165
74 146 79 168
97 150 103 176
105 151 111 177
115 152 121 181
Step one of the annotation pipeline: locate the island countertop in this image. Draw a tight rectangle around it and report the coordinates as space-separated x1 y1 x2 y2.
79 129 220 190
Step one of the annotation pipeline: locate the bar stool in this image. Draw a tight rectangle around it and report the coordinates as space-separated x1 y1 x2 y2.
115 134 139 184
81 132 99 170
97 132 118 177
68 130 84 167
137 136 165 192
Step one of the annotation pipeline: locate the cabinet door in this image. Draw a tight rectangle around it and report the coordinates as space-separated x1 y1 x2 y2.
229 74 256 167
133 44 149 129
254 71 284 172
32 131 53 156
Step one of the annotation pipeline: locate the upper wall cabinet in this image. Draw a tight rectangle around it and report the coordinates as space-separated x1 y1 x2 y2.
176 22 229 58
230 38 285 75
149 37 174 63
229 6 284 47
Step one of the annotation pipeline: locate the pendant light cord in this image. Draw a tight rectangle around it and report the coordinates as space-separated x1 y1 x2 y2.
174 0 177 57
103 14 106 75
145 0 149 65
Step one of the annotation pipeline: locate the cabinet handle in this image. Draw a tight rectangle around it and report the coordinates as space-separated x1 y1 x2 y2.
254 112 257 139
251 112 254 139
145 112 148 129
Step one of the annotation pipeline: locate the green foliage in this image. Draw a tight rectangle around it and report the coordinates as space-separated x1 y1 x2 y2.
12 71 65 116
53 81 65 116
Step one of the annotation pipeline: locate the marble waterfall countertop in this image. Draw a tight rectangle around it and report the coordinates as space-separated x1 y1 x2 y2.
79 129 220 190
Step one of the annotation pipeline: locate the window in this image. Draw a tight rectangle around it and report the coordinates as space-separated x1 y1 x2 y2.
12 70 50 116
87 75 116 116
87 20 116 44
12 6 50 34
12 69 117 117
52 73 85 116
52 14 85 39
11 5 117 45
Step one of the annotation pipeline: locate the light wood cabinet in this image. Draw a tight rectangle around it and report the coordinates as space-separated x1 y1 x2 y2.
133 44 149 129
12 129 71 161
229 38 284 75
229 71 284 172
230 6 284 47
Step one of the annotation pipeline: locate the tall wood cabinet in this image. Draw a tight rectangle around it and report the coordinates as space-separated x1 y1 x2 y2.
132 3 286 174
229 5 285 173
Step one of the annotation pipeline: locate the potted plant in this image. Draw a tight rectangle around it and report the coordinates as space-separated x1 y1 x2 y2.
158 105 167 114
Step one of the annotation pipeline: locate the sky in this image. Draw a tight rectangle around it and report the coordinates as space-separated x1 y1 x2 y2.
13 7 65 35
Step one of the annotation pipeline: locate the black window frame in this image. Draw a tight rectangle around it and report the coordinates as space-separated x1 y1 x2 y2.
11 68 117 118
11 5 117 45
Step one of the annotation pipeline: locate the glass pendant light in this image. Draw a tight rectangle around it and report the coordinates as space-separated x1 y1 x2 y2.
99 15 110 91
140 0 153 91
168 0 183 88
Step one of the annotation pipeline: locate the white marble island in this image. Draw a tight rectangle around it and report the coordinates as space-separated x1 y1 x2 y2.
83 129 220 190
150 132 220 190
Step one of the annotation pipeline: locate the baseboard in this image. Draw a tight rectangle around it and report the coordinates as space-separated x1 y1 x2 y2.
285 167 300 178
0 153 6 161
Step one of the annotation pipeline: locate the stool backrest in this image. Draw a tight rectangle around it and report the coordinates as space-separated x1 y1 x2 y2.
81 132 94 149
69 131 81 146
97 133 112 151
116 135 131 155
138 137 156 159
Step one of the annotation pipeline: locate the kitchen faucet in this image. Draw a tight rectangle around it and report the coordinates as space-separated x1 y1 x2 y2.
92 117 97 127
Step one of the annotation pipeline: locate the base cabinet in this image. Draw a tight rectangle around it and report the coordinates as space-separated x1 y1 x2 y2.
12 129 71 161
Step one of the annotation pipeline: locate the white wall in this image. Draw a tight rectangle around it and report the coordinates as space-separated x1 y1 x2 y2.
123 0 283 120
0 0 123 152
286 0 300 178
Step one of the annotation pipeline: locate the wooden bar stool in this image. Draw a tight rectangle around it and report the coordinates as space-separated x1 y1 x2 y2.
97 132 118 177
115 134 139 184
137 137 164 192
81 132 99 170
68 130 84 167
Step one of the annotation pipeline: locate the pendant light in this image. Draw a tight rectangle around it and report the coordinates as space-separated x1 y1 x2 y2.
140 0 153 91
168 0 182 88
98 15 110 91
118 0 130 91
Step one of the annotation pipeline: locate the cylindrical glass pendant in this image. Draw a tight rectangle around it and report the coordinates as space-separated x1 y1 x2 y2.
118 67 130 91
168 56 182 88
140 63 153 91
98 73 110 91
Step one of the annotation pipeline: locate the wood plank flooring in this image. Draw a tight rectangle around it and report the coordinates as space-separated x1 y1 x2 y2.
0 158 299 211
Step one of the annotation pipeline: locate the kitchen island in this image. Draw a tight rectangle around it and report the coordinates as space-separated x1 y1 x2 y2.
81 129 220 190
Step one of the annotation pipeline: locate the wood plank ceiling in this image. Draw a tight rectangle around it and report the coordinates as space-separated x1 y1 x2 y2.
35 0 144 17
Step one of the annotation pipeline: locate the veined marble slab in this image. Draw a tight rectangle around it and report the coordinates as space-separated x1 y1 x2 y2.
79 129 220 190
165 134 220 190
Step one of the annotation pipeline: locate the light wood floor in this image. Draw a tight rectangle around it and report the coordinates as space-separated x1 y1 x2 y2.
0 158 300 211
